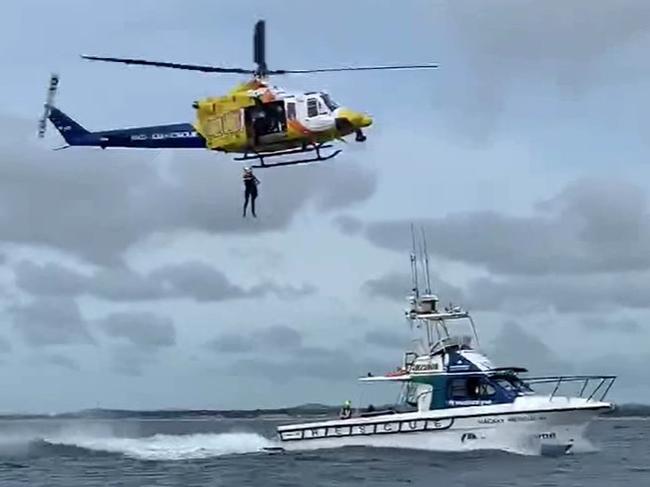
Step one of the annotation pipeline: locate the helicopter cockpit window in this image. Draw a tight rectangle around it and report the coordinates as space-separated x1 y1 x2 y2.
321 93 339 111
307 98 318 117
318 100 328 115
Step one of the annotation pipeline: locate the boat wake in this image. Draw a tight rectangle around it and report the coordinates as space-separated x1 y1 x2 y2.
38 432 275 461
0 428 598 461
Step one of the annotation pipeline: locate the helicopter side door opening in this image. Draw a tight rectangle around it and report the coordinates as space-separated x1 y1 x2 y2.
245 100 287 145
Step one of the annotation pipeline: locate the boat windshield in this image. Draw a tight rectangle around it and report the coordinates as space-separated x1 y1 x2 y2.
321 93 339 111
494 375 534 394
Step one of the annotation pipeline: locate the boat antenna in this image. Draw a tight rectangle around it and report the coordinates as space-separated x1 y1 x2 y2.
469 314 480 349
420 227 432 294
417 236 427 295
410 223 419 298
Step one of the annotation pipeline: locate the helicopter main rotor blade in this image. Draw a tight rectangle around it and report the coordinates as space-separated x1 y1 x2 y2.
81 55 255 74
270 63 439 74
253 20 267 76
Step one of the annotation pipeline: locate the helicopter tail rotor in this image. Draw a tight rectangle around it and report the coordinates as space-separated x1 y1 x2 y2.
38 73 59 138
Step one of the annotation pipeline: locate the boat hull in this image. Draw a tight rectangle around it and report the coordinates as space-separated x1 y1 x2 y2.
276 401 611 455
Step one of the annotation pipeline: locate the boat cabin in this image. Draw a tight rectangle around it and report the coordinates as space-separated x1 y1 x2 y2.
401 356 533 411
361 334 533 414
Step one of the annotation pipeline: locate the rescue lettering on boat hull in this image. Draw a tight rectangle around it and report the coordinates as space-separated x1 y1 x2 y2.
279 418 453 442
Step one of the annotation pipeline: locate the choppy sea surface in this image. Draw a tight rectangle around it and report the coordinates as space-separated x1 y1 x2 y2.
0 415 647 486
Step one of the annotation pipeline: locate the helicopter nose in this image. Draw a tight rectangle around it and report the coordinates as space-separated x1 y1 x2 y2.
336 109 373 132
347 111 372 129
357 113 373 128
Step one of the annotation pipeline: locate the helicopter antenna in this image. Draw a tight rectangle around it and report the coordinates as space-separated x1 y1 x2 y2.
38 73 59 138
421 227 432 294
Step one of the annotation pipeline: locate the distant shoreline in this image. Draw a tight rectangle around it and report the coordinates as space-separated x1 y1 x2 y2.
1 403 648 420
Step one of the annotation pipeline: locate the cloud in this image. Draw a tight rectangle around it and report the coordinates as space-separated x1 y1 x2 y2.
9 297 94 347
333 215 364 236
13 261 165 301
208 324 391 382
30 354 81 372
206 333 254 354
257 325 303 350
228 246 286 269
355 180 650 314
362 271 465 304
0 336 12 353
441 1 650 139
150 263 248 301
488 323 645 398
97 312 176 350
364 330 410 350
206 324 303 354
445 1 650 84
581 317 641 335
13 262 89 297
109 345 157 377
464 272 650 313
0 119 377 265
150 262 316 302
232 347 388 383
360 179 650 276
486 322 573 375
579 352 649 393
233 348 352 382
14 260 316 302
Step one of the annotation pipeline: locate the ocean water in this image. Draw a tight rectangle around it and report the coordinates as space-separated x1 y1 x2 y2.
0 416 647 486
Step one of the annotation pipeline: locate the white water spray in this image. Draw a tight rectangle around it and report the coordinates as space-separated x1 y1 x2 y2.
43 432 275 461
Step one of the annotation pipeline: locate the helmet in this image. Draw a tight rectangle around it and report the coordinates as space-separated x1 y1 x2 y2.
344 400 351 407
243 166 252 173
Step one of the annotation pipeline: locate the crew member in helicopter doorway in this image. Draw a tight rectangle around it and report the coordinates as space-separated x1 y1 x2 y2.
242 167 260 218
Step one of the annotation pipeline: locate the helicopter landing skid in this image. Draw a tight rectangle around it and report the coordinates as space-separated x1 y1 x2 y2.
234 144 342 168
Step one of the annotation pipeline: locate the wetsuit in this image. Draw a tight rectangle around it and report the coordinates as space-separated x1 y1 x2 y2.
243 172 259 217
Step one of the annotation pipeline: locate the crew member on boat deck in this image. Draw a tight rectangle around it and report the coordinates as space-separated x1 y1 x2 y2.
242 167 260 218
339 400 352 419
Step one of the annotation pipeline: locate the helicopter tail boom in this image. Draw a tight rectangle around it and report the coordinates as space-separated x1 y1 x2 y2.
48 107 91 144
47 107 206 150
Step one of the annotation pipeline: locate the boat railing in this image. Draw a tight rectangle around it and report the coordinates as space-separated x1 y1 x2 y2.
522 375 616 402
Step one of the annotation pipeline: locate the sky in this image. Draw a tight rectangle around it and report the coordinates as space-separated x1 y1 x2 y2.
1 0 650 413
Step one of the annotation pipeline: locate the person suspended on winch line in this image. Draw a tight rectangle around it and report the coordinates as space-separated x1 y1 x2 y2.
242 166 260 218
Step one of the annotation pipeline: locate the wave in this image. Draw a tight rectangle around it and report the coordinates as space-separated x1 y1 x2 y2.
2 402 647 421
0 404 338 421
39 432 275 461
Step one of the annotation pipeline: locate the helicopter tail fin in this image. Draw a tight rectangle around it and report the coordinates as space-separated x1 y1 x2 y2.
48 107 90 144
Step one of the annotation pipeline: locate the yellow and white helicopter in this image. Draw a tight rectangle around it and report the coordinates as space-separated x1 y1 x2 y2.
41 20 437 168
